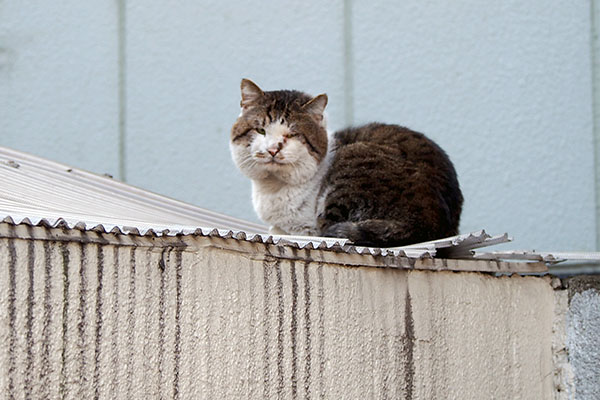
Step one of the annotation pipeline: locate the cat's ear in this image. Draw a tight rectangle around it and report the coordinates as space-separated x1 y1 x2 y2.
240 79 264 110
302 94 328 120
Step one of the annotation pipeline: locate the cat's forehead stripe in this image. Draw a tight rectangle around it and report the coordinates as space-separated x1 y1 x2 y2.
267 121 290 137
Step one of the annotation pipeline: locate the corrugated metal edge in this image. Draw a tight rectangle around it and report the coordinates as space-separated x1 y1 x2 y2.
0 214 435 259
473 251 600 265
391 230 512 257
0 219 551 274
4 213 597 272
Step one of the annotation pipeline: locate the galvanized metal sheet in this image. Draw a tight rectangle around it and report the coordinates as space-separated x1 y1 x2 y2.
0 146 267 233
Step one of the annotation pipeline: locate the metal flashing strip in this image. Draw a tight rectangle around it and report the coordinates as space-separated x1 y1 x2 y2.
473 250 600 265
392 230 512 257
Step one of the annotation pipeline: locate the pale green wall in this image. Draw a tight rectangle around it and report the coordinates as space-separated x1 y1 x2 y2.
0 1 597 252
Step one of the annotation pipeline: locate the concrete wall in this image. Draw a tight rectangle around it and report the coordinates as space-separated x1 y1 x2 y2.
3 226 595 399
565 276 600 400
0 1 596 252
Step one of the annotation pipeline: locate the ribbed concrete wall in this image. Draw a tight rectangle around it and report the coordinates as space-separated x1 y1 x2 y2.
0 232 559 399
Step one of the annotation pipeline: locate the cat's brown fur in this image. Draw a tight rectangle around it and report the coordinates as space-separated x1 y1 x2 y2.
230 79 463 247
320 123 463 246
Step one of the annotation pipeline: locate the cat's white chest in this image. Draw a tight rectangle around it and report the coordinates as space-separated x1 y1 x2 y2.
252 180 320 236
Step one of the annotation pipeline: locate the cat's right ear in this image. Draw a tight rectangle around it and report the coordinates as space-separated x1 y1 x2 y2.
240 79 264 110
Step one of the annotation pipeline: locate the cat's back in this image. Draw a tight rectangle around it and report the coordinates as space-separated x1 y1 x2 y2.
333 123 448 165
329 123 459 185
319 123 463 245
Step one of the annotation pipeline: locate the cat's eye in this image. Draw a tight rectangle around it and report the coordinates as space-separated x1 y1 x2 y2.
256 128 266 135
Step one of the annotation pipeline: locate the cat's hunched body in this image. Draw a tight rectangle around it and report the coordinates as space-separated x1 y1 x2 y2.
230 79 463 247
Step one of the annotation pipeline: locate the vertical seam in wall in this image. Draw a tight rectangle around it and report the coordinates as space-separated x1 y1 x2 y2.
343 0 354 127
590 0 600 250
592 0 600 250
118 0 127 182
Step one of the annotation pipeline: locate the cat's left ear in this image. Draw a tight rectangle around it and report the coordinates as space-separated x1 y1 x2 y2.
302 94 328 120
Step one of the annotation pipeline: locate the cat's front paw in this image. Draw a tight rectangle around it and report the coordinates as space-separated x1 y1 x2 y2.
269 226 288 235
321 222 359 241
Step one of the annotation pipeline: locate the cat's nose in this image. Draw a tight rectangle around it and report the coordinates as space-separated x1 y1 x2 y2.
267 143 282 157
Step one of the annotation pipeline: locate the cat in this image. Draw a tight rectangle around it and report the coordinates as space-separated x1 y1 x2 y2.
230 79 463 247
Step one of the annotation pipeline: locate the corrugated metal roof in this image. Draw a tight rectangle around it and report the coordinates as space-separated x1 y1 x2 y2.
1 145 599 270
0 146 267 233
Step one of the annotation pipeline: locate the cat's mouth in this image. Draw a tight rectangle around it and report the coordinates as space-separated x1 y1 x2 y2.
254 154 288 165
263 159 287 166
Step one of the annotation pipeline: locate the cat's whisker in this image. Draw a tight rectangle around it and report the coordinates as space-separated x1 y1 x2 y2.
239 157 259 169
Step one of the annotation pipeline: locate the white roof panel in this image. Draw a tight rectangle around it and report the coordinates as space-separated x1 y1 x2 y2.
0 146 267 233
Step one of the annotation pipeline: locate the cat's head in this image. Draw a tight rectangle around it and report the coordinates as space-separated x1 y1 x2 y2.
230 79 328 185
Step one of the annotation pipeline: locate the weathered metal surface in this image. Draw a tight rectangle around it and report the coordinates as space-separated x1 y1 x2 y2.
473 250 600 264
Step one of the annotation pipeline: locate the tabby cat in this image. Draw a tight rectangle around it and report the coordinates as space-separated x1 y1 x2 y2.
230 79 463 247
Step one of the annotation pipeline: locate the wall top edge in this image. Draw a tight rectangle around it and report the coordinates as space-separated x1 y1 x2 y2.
0 220 548 274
